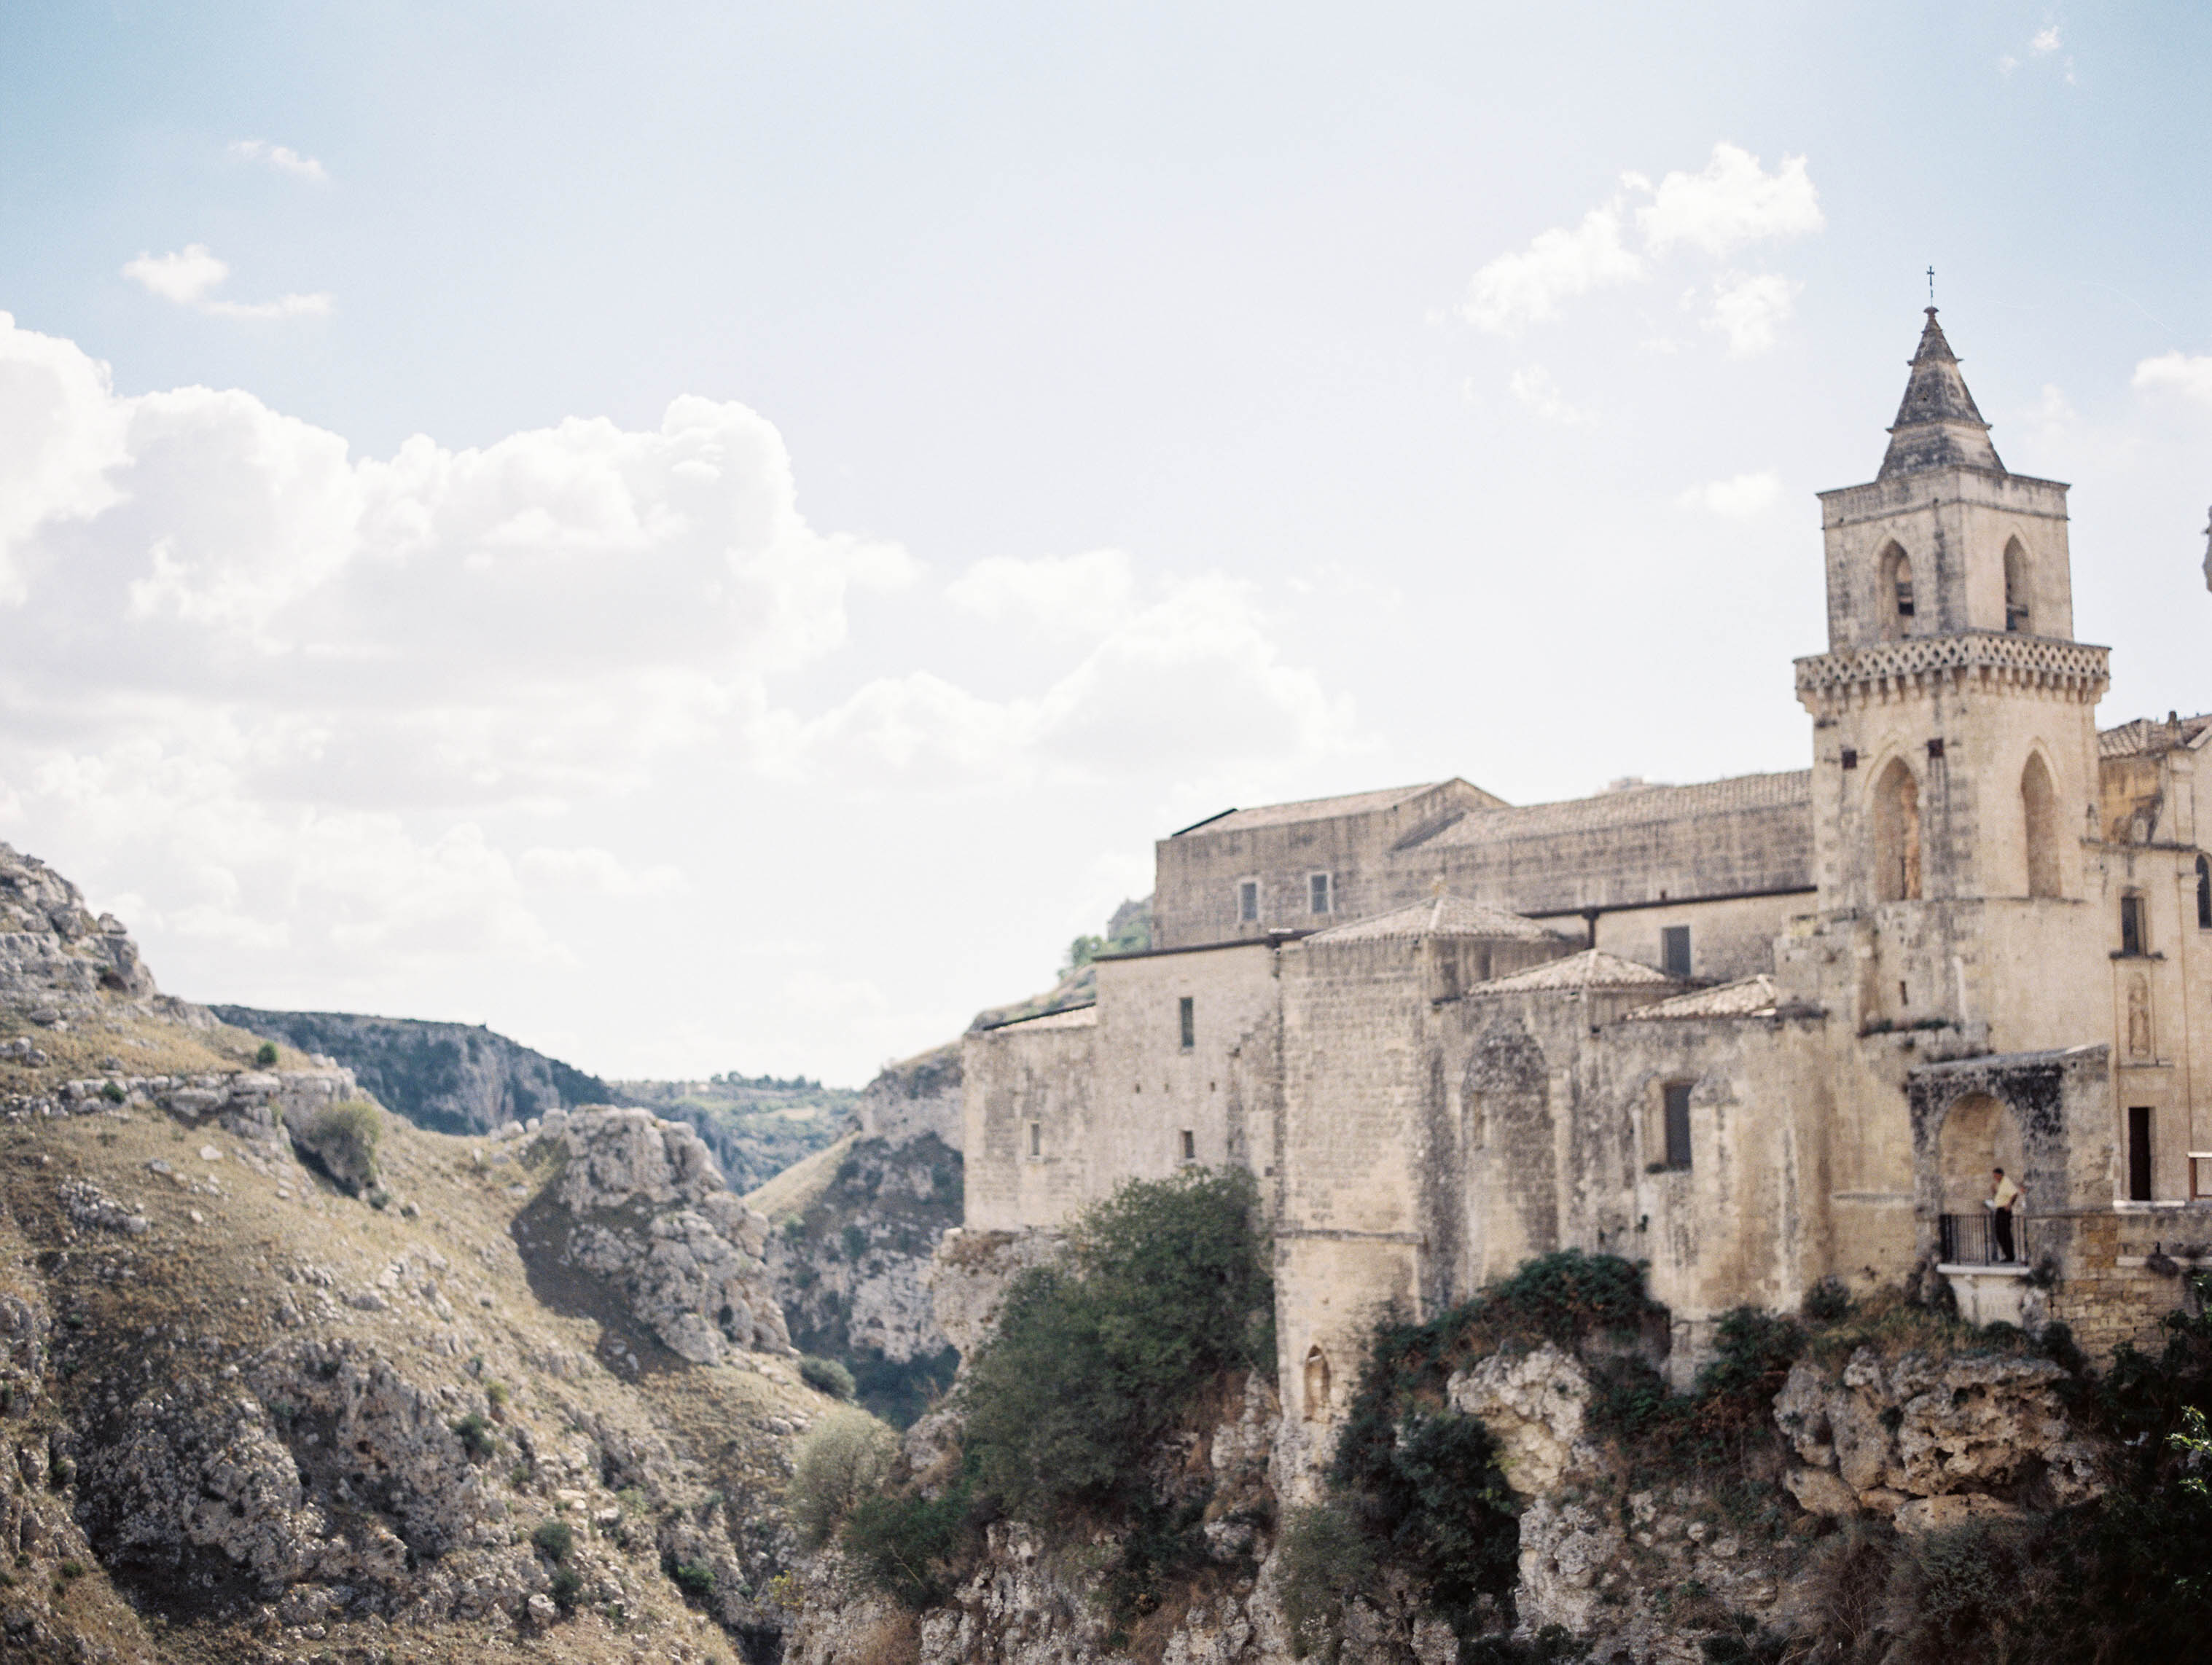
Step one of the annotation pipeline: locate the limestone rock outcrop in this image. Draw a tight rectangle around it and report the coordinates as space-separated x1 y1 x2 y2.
1772 1346 2103 1514
545 1106 791 1362
0 842 154 1013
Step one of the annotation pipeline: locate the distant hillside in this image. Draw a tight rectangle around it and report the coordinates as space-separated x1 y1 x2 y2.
209 1006 619 1136
610 1072 861 1194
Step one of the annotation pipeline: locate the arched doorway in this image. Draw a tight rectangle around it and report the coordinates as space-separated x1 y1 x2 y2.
1937 1093 2025 1259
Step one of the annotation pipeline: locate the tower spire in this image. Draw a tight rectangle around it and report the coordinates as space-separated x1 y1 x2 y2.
1877 308 2004 479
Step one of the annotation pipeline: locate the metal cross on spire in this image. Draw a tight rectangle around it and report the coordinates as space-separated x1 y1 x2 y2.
1927 266 1936 305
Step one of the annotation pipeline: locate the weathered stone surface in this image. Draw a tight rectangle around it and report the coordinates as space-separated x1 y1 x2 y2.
1894 1493 2029 1535
549 1107 789 1361
924 1226 1060 1359
1446 1342 1598 1495
1773 1347 2103 1513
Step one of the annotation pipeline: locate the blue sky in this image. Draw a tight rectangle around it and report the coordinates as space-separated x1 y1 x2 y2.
2 2 2209 1084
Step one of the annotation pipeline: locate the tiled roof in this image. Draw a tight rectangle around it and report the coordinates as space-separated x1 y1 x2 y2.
1174 780 1476 837
2098 714 2212 759
1409 770 1811 850
1627 975 1786 1020
1472 949 1677 994
1307 894 1566 945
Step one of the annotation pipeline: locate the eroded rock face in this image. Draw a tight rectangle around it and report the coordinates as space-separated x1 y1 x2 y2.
548 1107 789 1362
923 1227 1060 1359
1446 1343 1600 1496
0 842 153 1012
1773 1347 2103 1515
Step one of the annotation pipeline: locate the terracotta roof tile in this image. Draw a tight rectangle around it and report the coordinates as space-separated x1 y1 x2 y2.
1472 949 1677 994
1307 894 1566 945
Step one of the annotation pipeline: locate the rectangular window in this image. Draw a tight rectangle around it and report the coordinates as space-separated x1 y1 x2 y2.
1180 1129 1195 1163
1028 1121 1041 1159
1310 872 1332 914
2121 894 2146 956
1178 995 1195 1051
1661 925 1692 978
2128 1105 2154 1201
1662 1083 1693 1170
1238 879 1259 922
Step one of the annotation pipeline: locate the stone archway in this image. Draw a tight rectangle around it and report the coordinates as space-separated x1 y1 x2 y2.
1302 1345 1332 1422
1937 1092 2025 1214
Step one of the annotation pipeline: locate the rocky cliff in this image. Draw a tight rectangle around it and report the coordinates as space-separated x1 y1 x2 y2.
209 1006 620 1137
750 1046 964 1427
0 839 840 1665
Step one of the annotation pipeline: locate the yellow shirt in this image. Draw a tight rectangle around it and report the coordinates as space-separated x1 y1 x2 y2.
1992 1176 2021 1211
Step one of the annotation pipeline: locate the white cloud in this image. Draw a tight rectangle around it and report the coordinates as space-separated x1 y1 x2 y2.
2031 26 2062 53
2133 352 2212 405
1706 272 1801 357
946 548 1133 635
1461 205 1641 335
120 244 332 321
519 845 684 898
1636 144 1824 257
1506 364 1592 425
122 245 230 306
1459 144 1819 343
0 313 1346 1010
786 573 1350 788
227 138 329 184
1676 471 1783 519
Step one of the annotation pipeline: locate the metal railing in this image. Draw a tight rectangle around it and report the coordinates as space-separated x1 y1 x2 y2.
1938 1212 2030 1266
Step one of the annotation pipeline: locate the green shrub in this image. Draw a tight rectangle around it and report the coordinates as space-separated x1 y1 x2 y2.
959 1167 1273 1526
790 1409 899 1547
669 1558 717 1602
841 1223 869 1261
1276 1501 1377 1661
1802 1275 1851 1324
292 1097 384 1194
254 1041 280 1067
531 1519 575 1562
451 1411 496 1460
99 1081 125 1105
799 1355 856 1400
549 1564 584 1610
842 1481 976 1610
485 1381 510 1414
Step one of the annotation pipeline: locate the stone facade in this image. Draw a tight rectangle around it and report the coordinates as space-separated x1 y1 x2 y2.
962 308 2212 1459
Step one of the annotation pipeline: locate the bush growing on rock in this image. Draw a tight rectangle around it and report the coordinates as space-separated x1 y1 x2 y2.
799 1355 856 1400
1276 1500 1376 1662
791 1409 899 1547
291 1097 384 1194
531 1519 574 1562
254 1041 279 1066
843 1167 1273 1615
958 1166 1273 1522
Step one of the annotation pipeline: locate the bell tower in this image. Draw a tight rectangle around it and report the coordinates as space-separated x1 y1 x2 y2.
1795 310 2109 931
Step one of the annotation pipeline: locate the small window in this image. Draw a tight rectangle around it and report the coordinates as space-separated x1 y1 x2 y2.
2004 538 2031 634
1661 925 1691 978
1662 1083 1692 1170
1310 872 1332 914
1028 1121 1041 1159
1238 879 1259 922
2128 1105 2154 1202
2197 855 2210 930
1180 1129 1195 1163
1302 1345 1332 1420
2121 893 2146 957
1178 995 1195 1051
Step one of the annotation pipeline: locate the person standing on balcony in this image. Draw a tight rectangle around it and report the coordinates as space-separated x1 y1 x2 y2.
1987 1168 2022 1262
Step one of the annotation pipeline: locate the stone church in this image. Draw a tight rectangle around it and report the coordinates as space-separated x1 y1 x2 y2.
958 310 2212 1449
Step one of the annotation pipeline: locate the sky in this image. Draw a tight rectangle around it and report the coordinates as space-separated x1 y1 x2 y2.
2 1 2211 1087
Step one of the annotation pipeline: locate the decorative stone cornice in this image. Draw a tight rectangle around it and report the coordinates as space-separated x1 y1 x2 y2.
1795 632 2110 713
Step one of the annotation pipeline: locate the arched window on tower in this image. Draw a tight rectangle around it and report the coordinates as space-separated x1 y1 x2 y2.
2004 538 2032 634
2197 854 2210 930
1872 758 1923 901
1880 543 1915 638
2022 753 2060 898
